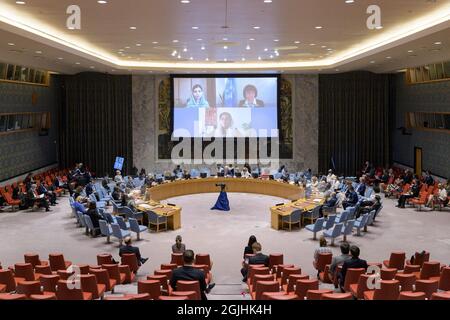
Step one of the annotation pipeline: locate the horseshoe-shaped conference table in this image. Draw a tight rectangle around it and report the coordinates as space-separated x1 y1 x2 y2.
136 178 322 231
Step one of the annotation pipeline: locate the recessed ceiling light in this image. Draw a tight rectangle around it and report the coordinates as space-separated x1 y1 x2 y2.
264 48 268 52
152 41 158 44
327 48 333 51
246 45 251 50
386 56 392 59
111 69 115 72
75 62 80 65
253 26 261 29
192 26 199 30
224 58 227 62
97 1 107 4
180 0 190 3
183 48 188 52
434 41 442 45
90 66 95 69
370 60 375 63
321 45 327 48
258 56 262 60
249 38 255 41
136 43 142 46
310 43 316 46
294 41 300 44
35 50 42 54
7 43 15 46
201 46 205 50
270 55 274 59
376 26 383 30
129 27 137 30
223 37 228 41
15 1 26 4
273 39 279 42
197 38 203 41
125 46 130 49
345 0 354 4
223 46 228 49
205 58 209 61
190 57 193 60
315 26 323 29
58 57 63 60
242 57 246 61
177 55 181 59
408 50 413 53
264 0 273 3
173 40 179 43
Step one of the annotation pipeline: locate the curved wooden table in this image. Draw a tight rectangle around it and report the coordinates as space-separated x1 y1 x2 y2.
148 177 304 202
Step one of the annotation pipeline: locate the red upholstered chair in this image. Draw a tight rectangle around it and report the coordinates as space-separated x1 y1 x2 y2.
280 267 301 287
171 253 184 266
147 275 169 292
415 261 441 280
24 253 48 268
415 279 439 299
383 252 405 270
155 269 173 280
364 280 400 300
73 264 90 275
394 273 416 292
435 267 450 291
276 264 295 280
121 253 140 273
118 265 135 284
177 280 201 300
321 292 353 300
30 293 57 300
295 279 319 300
403 264 421 274
102 264 126 285
16 280 42 298
0 269 25 292
161 294 190 300
398 291 426 300
89 268 117 293
40 274 60 293
284 274 309 293
430 292 450 300
80 274 106 300
268 254 284 273
350 274 374 300
125 293 151 300
251 274 275 294
263 292 297 300
343 268 365 292
103 295 134 300
35 265 53 275
380 268 398 280
192 264 211 284
0 284 6 293
49 254 72 272
406 251 430 267
138 280 162 300
313 253 332 275
0 293 27 300
195 254 212 271
14 263 40 281
161 263 178 271
97 254 114 266
306 289 334 300
56 280 93 300
253 280 279 300
57 269 74 280
247 267 269 287
319 264 333 283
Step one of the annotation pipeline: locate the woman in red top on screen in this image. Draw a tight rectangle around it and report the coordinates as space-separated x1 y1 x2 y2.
238 84 264 107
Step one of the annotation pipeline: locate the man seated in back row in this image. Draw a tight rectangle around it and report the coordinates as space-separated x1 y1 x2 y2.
338 245 368 292
240 242 269 282
170 249 215 300
119 237 148 266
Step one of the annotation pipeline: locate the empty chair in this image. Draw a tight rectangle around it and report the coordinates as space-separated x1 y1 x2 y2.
171 253 184 267
313 252 332 275
383 252 406 270
161 263 178 271
395 273 416 292
350 274 374 300
343 268 366 292
16 280 42 298
398 291 426 300
40 274 60 293
102 264 126 285
364 280 400 300
89 268 116 293
322 215 336 230
121 253 140 273
268 254 284 273
176 280 201 300
415 279 439 299
129 218 147 240
83 215 99 237
275 264 295 280
431 292 450 300
99 220 113 243
263 292 297 300
125 293 151 300
56 280 93 300
97 254 113 266
253 280 279 300
280 267 301 287
115 215 130 231
305 217 324 240
364 210 376 229
381 268 398 280
285 274 309 293
170 291 197 300
295 279 319 300
111 223 131 245
353 214 369 236
57 269 75 280
138 280 162 300
0 269 24 292
416 261 441 280
341 220 355 242
403 264 421 274
49 254 72 272
303 205 321 226
321 292 353 300
306 289 335 300
24 253 48 268
147 275 169 291
14 263 39 281
436 267 450 291
29 293 57 300
281 209 302 231
335 210 349 224
195 254 212 271
146 211 168 232
322 223 344 246
0 293 27 300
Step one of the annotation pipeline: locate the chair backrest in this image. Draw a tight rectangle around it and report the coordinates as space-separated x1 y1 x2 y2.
14 263 36 281
313 217 325 231
295 279 319 300
330 223 343 237
286 274 309 293
84 215 95 231
420 261 440 279
412 251 430 267
80 274 102 299
111 223 124 238
195 254 212 270
343 220 355 235
324 215 336 229
129 218 140 233
373 280 400 300
248 267 269 283
367 210 376 225
388 252 406 270
275 264 294 279
99 220 111 236
49 254 68 272
355 274 373 299
115 216 128 230
35 265 52 275
121 253 139 273
77 212 86 228
316 253 333 272
97 254 113 266
339 210 349 222
39 274 60 292
102 264 122 283
281 267 301 286
268 254 284 269
56 280 84 300
321 292 353 300
177 280 201 300
255 280 279 300
89 268 112 291
438 267 450 291
343 268 365 292
252 274 275 291
137 280 161 300
171 253 184 266
359 214 369 227
24 254 42 268
290 209 302 222
16 280 42 297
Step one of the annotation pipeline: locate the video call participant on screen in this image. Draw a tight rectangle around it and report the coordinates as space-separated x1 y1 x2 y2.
238 84 265 107
213 112 242 137
186 84 210 108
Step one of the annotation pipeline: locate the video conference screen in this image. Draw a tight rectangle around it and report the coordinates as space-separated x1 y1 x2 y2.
172 76 279 138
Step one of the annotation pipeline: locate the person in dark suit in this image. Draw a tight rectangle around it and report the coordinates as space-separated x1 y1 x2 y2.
338 245 368 291
342 186 358 209
243 235 257 258
27 184 50 211
240 242 269 282
119 237 148 266
397 179 421 208
320 192 338 217
238 85 265 107
170 250 215 300
38 183 57 205
84 201 104 236
424 170 434 187
355 177 367 197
